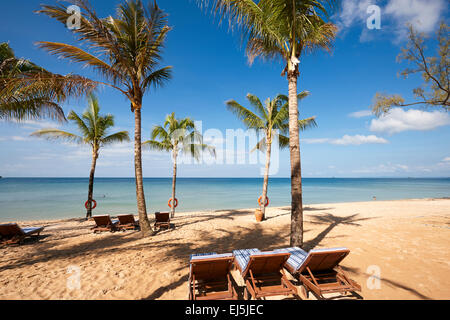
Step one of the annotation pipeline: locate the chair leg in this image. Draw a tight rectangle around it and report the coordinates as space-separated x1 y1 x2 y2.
299 285 308 300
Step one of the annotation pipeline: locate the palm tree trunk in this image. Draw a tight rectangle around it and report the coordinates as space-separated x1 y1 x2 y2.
134 106 153 236
171 150 177 218
287 71 304 247
86 150 98 219
260 140 271 219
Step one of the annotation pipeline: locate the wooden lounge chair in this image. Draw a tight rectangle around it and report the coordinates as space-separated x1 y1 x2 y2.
277 247 361 299
91 215 119 233
188 252 237 300
154 211 170 230
117 214 139 231
0 223 44 245
233 249 298 300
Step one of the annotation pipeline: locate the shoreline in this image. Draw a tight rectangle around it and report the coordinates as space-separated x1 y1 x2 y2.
0 198 449 300
2 197 449 225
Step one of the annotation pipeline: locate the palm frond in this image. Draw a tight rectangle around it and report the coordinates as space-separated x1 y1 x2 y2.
298 116 318 131
30 129 84 144
102 131 130 145
226 99 265 129
142 139 172 152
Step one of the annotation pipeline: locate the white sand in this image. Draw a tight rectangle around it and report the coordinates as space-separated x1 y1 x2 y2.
0 198 449 300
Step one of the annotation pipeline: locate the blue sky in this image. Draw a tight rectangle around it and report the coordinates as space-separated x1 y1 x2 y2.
0 0 449 178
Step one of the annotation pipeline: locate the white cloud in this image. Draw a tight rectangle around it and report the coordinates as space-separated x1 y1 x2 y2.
352 163 410 174
302 138 331 144
19 120 62 130
0 135 33 142
443 157 450 162
385 0 446 34
336 0 372 29
370 108 450 134
303 134 388 146
332 134 388 145
349 110 373 118
336 0 446 41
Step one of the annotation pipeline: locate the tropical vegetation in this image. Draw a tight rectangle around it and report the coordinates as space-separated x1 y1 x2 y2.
371 22 449 116
143 113 215 218
226 92 316 218
199 0 337 246
0 42 95 122
37 0 173 236
31 94 130 218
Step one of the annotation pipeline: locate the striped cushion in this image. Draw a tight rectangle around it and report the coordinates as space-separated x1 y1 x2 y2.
274 247 308 272
310 247 348 253
232 248 260 271
276 247 349 272
190 253 232 261
22 227 42 235
189 252 217 261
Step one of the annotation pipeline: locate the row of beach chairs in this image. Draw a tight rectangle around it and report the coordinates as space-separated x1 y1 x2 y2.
0 212 171 245
188 247 361 300
91 212 171 233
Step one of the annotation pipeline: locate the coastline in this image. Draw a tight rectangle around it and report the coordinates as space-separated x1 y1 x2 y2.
2 177 450 222
1 198 449 300
0 196 448 224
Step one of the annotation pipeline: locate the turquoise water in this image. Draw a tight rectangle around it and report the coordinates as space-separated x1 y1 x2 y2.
0 177 449 222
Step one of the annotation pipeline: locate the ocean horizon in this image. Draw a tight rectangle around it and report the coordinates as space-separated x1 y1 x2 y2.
1 177 449 222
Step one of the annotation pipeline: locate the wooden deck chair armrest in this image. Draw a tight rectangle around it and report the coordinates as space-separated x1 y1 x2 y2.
245 279 257 298
249 269 258 293
335 266 353 286
299 274 322 298
306 267 320 287
281 269 297 292
335 266 361 291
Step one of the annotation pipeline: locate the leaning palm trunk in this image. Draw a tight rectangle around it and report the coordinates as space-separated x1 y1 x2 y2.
288 70 304 247
171 149 177 218
134 107 153 236
260 139 271 219
86 150 98 219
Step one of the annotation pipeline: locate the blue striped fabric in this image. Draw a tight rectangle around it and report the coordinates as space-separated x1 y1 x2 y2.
274 247 308 272
22 227 42 234
190 253 232 261
310 247 348 253
232 248 260 271
189 252 217 261
275 247 349 272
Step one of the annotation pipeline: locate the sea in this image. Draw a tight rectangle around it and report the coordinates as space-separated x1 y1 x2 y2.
0 177 449 222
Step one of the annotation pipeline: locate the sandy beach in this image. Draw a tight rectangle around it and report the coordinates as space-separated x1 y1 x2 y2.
0 198 449 300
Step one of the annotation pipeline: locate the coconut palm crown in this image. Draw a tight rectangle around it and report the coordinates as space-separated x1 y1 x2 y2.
201 0 337 247
143 112 215 217
226 92 317 216
36 0 173 235
31 94 130 218
0 42 95 122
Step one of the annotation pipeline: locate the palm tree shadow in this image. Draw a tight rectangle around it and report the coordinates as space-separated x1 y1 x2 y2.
303 213 377 251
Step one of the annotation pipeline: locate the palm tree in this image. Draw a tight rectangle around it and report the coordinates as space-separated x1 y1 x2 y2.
0 42 95 122
37 0 172 236
143 113 215 218
200 0 337 246
31 94 130 218
226 92 316 218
